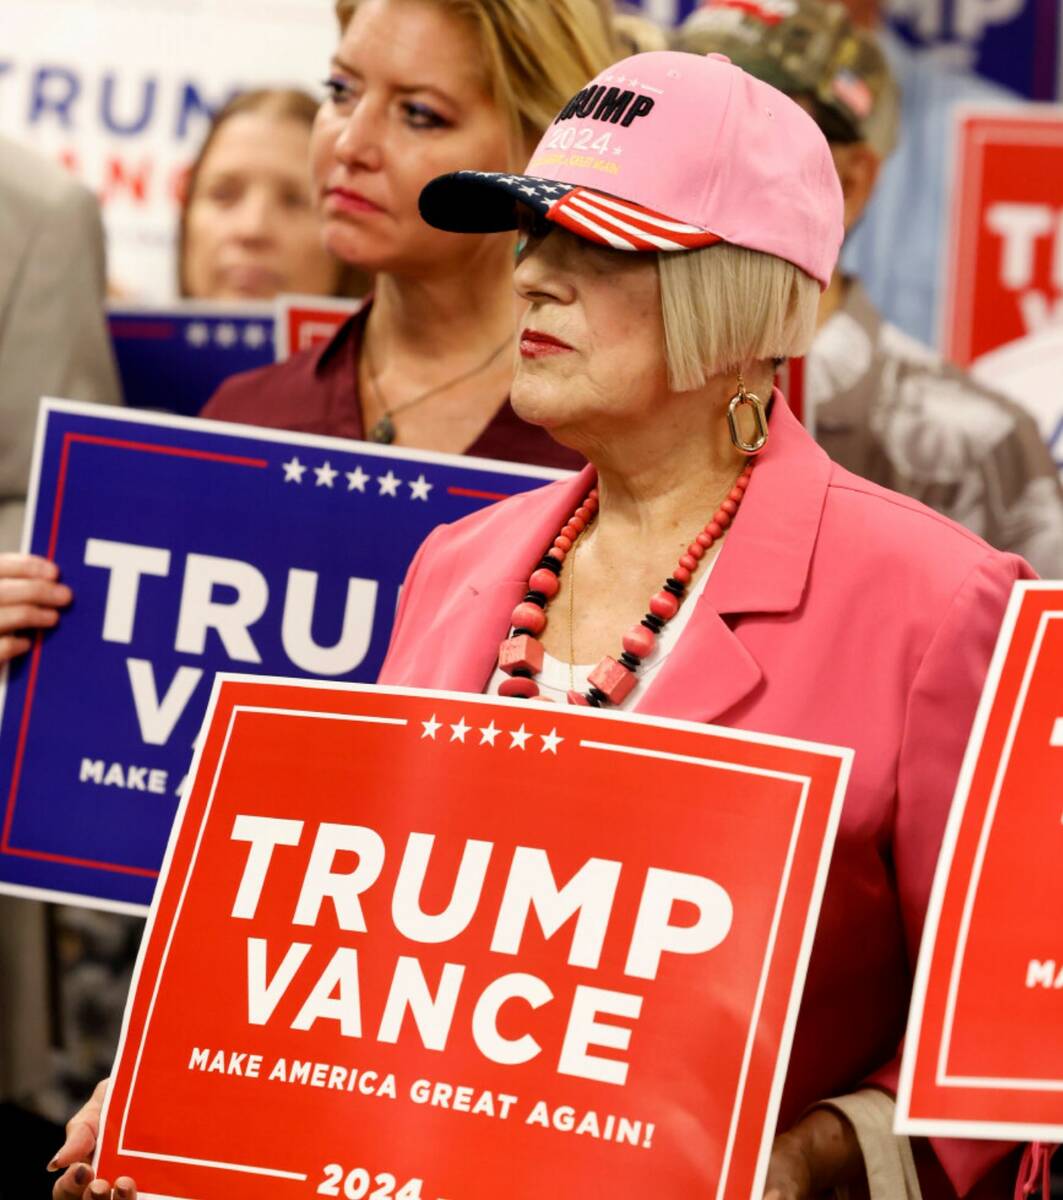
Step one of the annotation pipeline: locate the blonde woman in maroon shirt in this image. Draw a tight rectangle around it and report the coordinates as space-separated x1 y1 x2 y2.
200 0 614 470
0 0 615 664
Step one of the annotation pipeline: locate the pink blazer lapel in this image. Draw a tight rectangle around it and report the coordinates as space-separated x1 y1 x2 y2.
636 603 764 724
637 394 832 725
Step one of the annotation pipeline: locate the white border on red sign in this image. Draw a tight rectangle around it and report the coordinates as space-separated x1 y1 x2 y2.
897 581 1063 1141
273 293 364 360
95 674 851 1199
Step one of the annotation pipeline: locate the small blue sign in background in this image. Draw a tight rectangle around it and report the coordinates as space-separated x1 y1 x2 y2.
885 0 1060 100
108 303 275 416
0 402 564 911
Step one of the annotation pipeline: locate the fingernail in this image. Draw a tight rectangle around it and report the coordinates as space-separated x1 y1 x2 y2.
74 1165 90 1186
116 1186 130 1199
89 1183 108 1198
46 1158 59 1173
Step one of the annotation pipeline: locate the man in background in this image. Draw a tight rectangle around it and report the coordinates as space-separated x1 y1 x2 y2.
833 0 1018 349
0 133 120 1189
0 134 121 548
677 0 1063 578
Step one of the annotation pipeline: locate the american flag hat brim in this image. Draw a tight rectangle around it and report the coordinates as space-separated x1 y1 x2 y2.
419 170 723 253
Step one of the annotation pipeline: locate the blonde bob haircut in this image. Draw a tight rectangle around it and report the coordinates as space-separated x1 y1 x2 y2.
658 243 820 392
334 0 618 162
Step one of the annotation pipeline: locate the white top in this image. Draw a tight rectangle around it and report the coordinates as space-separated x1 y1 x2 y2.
484 548 720 711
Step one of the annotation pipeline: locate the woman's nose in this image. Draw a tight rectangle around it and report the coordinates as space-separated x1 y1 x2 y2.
231 190 275 243
332 100 384 172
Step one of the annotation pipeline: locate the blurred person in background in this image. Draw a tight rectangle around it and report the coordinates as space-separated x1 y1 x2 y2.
0 136 121 550
610 5 670 54
0 132 121 1190
829 0 1017 347
677 0 1063 579
178 88 365 301
199 0 615 468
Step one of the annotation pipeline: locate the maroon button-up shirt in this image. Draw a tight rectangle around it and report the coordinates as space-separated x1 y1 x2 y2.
201 304 585 472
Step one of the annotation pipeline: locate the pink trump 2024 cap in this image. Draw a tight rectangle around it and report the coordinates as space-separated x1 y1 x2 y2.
419 50 844 289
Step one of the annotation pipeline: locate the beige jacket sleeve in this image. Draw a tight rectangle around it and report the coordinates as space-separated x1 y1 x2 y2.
0 135 121 554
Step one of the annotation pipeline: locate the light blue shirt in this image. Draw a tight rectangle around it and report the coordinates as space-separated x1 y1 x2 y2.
841 28 1017 350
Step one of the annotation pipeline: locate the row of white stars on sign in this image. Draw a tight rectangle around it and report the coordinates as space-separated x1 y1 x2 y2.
282 456 433 500
421 715 564 755
185 321 270 350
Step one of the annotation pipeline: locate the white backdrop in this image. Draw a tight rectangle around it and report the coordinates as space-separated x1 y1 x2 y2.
2 0 337 300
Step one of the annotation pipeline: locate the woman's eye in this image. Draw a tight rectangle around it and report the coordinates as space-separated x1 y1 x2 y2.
205 182 241 206
401 101 447 130
322 77 355 105
515 212 552 257
280 188 310 211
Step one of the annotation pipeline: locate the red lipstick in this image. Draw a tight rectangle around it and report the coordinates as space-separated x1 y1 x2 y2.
519 329 573 358
324 187 384 216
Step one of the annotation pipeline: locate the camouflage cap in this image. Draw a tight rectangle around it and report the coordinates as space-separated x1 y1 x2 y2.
675 0 899 157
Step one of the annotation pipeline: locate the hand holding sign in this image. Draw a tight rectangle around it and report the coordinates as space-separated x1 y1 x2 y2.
48 1080 135 1200
0 553 72 662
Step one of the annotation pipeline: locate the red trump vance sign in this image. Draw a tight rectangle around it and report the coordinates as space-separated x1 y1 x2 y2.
898 582 1063 1142
95 678 851 1199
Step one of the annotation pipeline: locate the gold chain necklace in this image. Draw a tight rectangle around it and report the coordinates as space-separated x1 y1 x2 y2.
363 331 513 444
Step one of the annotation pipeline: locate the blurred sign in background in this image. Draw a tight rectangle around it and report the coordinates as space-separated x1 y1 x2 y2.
3 0 1062 319
945 107 1063 470
884 0 1061 99
1 0 334 301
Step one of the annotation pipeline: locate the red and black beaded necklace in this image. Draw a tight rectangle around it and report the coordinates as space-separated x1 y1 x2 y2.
494 463 754 707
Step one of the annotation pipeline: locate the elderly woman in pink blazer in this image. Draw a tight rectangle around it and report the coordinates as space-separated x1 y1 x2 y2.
50 50 1030 1200
380 51 1033 1200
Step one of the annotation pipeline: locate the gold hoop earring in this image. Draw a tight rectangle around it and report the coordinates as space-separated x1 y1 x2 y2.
727 373 769 455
